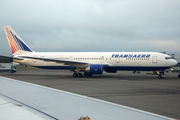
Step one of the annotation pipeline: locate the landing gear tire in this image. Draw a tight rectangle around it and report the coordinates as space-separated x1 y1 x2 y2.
84 72 92 77
178 74 180 78
73 72 77 77
84 72 88 76
158 75 162 79
78 73 83 77
88 73 93 76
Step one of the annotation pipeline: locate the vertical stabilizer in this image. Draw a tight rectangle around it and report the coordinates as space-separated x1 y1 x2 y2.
3 26 33 55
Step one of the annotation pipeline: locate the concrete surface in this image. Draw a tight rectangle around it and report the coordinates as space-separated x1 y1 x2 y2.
1 69 180 119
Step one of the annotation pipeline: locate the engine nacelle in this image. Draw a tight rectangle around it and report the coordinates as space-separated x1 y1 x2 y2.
85 65 103 74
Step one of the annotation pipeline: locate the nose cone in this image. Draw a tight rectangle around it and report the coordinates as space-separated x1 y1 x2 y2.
172 59 178 66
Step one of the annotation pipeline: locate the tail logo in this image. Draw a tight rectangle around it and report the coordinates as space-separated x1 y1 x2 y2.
5 28 32 54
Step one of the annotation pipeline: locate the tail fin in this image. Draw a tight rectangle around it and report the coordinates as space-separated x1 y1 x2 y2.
3 26 33 55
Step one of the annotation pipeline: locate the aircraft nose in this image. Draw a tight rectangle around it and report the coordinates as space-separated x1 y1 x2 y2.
173 59 178 66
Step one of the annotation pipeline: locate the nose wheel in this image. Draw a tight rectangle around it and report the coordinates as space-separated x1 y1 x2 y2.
158 75 162 79
158 74 180 79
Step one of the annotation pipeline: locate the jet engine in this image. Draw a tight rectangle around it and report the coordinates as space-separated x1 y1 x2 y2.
85 65 103 74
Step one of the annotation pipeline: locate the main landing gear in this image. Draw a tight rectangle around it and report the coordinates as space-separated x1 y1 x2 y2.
133 70 140 74
73 72 92 77
84 72 92 77
73 72 83 77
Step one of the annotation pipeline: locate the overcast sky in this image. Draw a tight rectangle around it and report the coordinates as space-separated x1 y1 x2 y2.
0 0 180 55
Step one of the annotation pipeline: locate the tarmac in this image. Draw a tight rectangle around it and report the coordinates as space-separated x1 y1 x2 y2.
1 68 180 119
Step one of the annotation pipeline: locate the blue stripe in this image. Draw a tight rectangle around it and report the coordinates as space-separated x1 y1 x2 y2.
10 31 32 52
10 31 23 50
33 66 169 71
14 35 24 50
18 40 32 52
104 66 170 71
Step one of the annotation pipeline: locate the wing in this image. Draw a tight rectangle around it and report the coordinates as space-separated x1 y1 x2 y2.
20 56 110 67
0 77 174 120
0 55 24 60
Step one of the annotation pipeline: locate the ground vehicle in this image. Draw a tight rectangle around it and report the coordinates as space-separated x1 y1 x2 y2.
0 63 17 73
171 67 180 72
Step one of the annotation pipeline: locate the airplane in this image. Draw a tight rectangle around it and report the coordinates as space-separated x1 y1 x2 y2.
0 26 178 79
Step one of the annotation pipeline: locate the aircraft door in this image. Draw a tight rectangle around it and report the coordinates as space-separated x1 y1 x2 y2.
69 56 73 61
115 58 120 63
152 56 157 63
33 56 37 63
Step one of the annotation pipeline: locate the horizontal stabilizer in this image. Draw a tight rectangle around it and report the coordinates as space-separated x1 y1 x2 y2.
0 55 24 60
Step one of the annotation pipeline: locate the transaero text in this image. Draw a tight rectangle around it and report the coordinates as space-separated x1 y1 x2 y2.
112 54 151 58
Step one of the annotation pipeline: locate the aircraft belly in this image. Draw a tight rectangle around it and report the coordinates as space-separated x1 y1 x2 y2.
104 66 170 71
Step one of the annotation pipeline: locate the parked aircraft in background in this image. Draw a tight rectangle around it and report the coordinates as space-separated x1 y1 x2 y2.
0 26 178 79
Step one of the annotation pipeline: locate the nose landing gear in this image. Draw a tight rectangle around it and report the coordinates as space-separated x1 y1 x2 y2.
158 75 162 79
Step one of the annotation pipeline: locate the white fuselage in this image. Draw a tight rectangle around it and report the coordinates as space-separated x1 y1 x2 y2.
14 52 177 72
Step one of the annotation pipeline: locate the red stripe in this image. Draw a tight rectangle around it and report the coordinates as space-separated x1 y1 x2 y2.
6 28 18 54
8 35 16 54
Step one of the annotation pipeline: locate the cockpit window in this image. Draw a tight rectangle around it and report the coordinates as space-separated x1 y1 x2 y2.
165 57 173 60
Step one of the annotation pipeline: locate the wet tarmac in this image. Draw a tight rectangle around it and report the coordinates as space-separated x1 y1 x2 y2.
1 69 180 119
